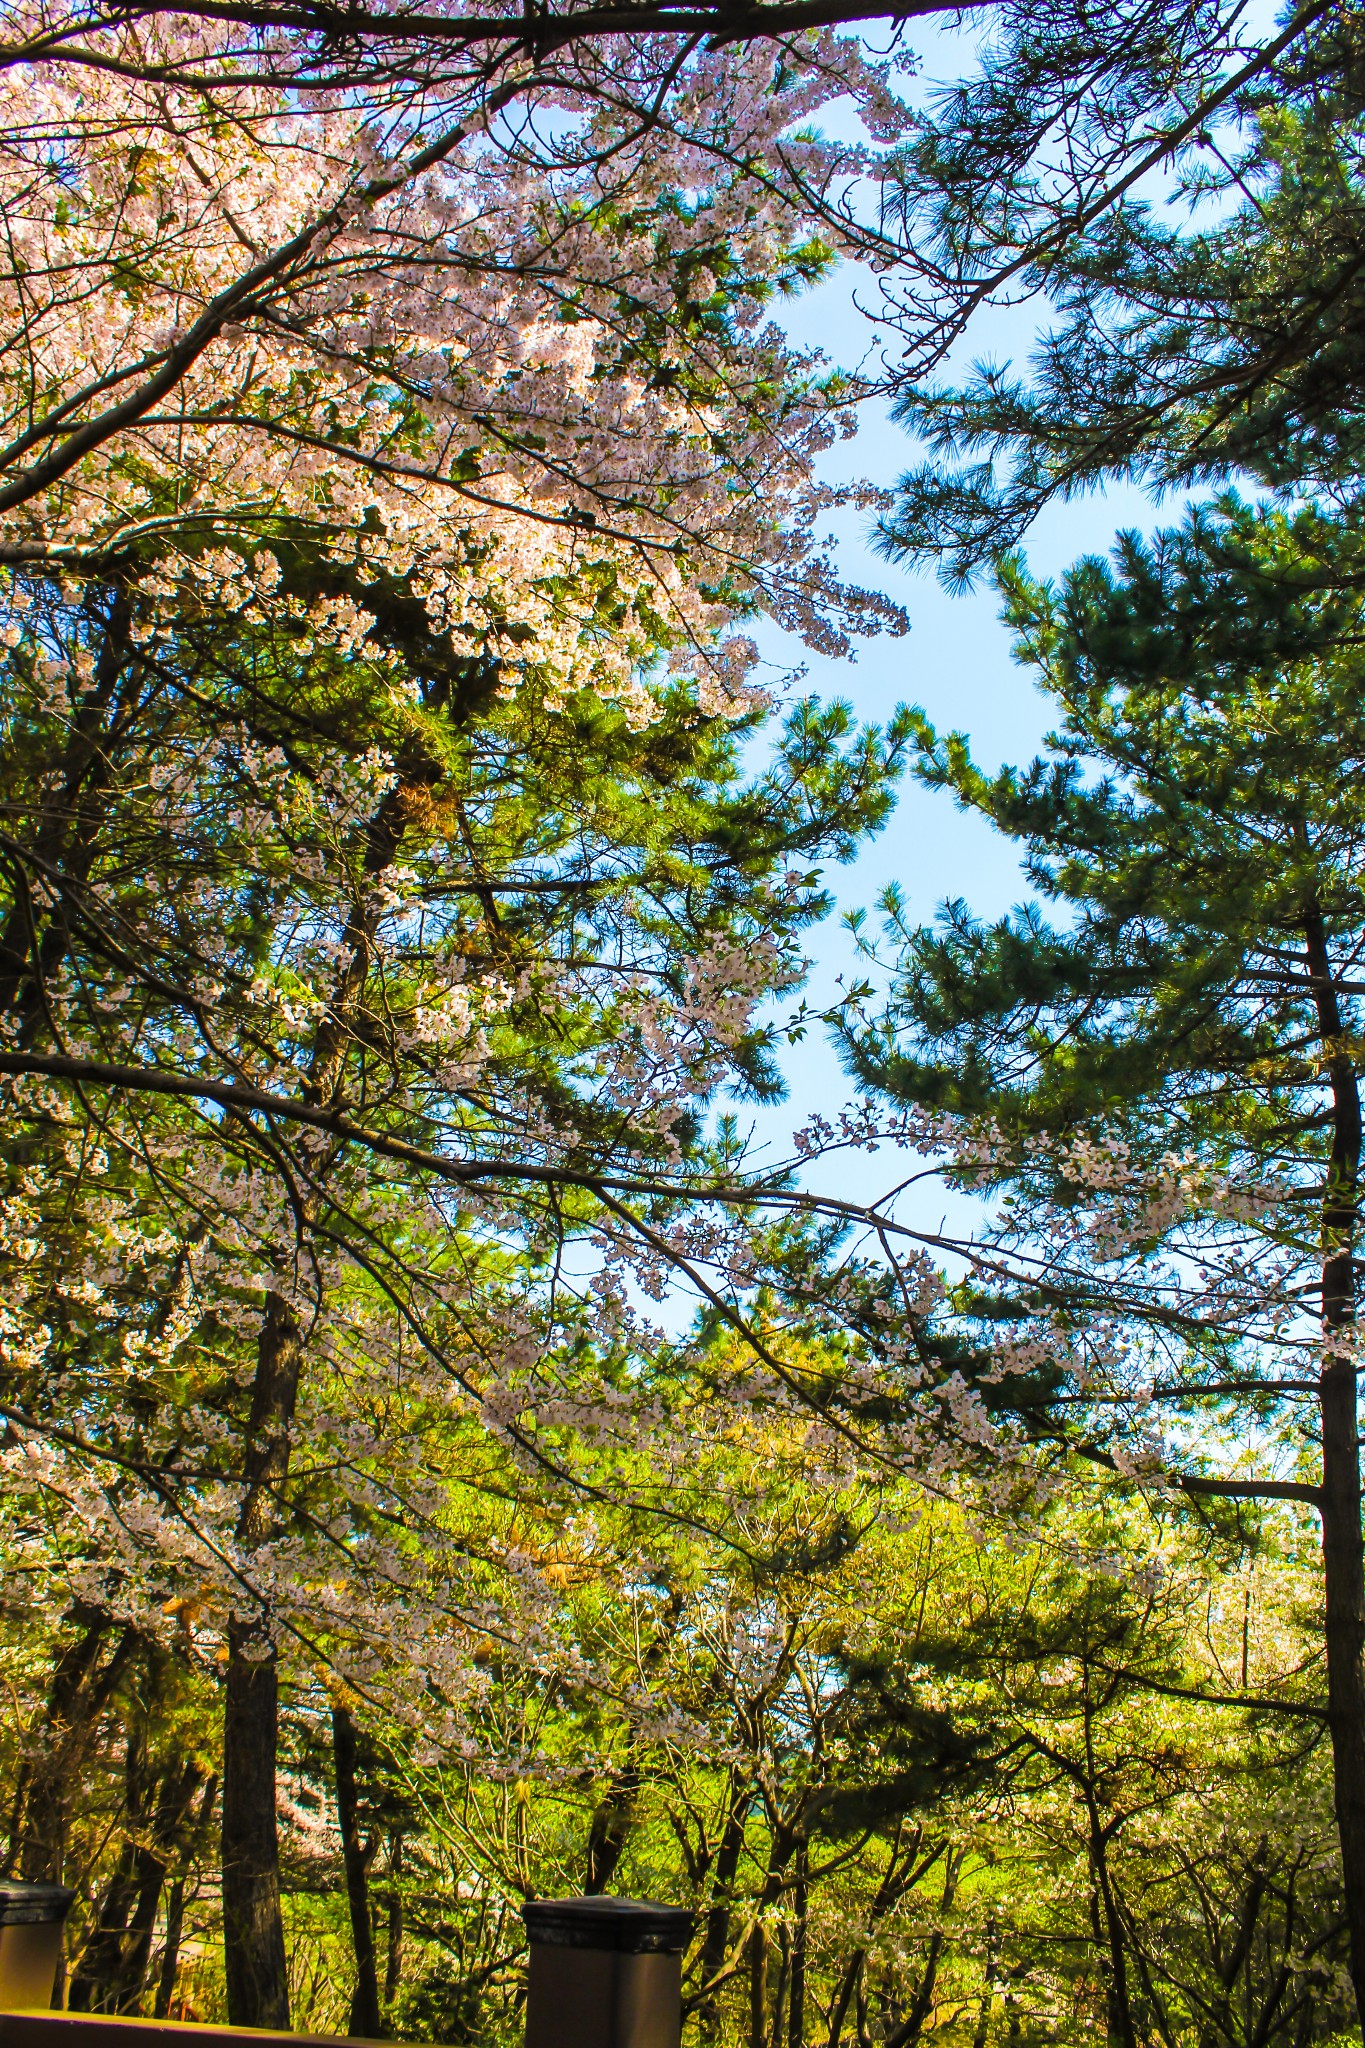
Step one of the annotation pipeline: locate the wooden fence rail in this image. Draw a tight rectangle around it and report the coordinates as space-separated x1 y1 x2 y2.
0 2013 350 2048
0 1894 693 2048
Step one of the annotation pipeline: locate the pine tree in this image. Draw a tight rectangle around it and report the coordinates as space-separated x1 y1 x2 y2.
880 4 1365 582
847 495 1365 2023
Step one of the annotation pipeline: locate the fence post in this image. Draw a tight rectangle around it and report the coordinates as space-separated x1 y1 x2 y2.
0 1887 75 2012
523 1899 694 2048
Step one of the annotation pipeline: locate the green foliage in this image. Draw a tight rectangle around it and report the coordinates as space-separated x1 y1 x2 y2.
2 1347 1349 2045
881 7 1365 581
853 494 1365 1163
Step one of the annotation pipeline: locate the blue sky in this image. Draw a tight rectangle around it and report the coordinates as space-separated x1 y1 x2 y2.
744 0 1267 1132
731 4 1252 1200
630 11 1262 1324
739 259 1171 1196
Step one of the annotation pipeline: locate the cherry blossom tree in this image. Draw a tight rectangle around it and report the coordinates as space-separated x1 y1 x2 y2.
0 505 913 2016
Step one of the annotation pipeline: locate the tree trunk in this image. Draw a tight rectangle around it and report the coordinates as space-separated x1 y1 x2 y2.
1087 1805 1134 2048
333 1704 383 2039
382 1835 403 2007
1319 1308 1365 2019
221 1290 304 2030
585 1592 682 1897
68 1839 142 2010
222 1616 290 2030
154 1879 188 2023
154 1879 189 2024
769 1924 789 2048
15 1608 137 1887
883 1852 960 2048
1306 906 1365 2024
113 1762 207 2014
68 1709 153 2011
824 1823 919 2048
0 586 130 1044
154 1775 218 2021
692 1771 752 2038
69 1638 207 2019
584 1767 641 1895
825 1952 864 2048
971 1919 998 2048
218 763 435 2028
749 1921 768 2048
788 1840 807 2048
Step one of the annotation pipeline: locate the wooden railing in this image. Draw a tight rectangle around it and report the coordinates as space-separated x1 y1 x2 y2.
0 1895 693 2048
0 2015 348 2048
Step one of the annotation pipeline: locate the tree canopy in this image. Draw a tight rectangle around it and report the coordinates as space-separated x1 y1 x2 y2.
9 4 1365 2046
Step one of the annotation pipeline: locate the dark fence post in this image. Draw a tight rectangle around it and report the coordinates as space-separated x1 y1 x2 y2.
0 1887 75 2012
523 1899 693 2048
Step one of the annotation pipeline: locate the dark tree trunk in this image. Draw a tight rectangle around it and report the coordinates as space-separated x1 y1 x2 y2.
15 1608 137 1887
748 1831 798 2048
769 1924 789 2048
824 1823 919 2048
825 1952 864 2048
218 767 434 2030
1306 907 1365 2026
68 1709 153 2011
1321 1375 1365 2008
883 1852 960 2048
0 585 131 1044
382 1836 403 2006
221 1291 304 2030
584 1591 682 1897
113 1762 207 2014
154 1878 188 2023
70 1648 208 2021
154 1879 189 2024
68 1847 142 2010
154 1776 218 2021
1086 1803 1134 2048
332 1703 383 2039
584 1767 641 1896
222 1616 290 2030
971 1920 998 2048
788 1841 807 2048
749 1920 768 2048
692 1771 752 2038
